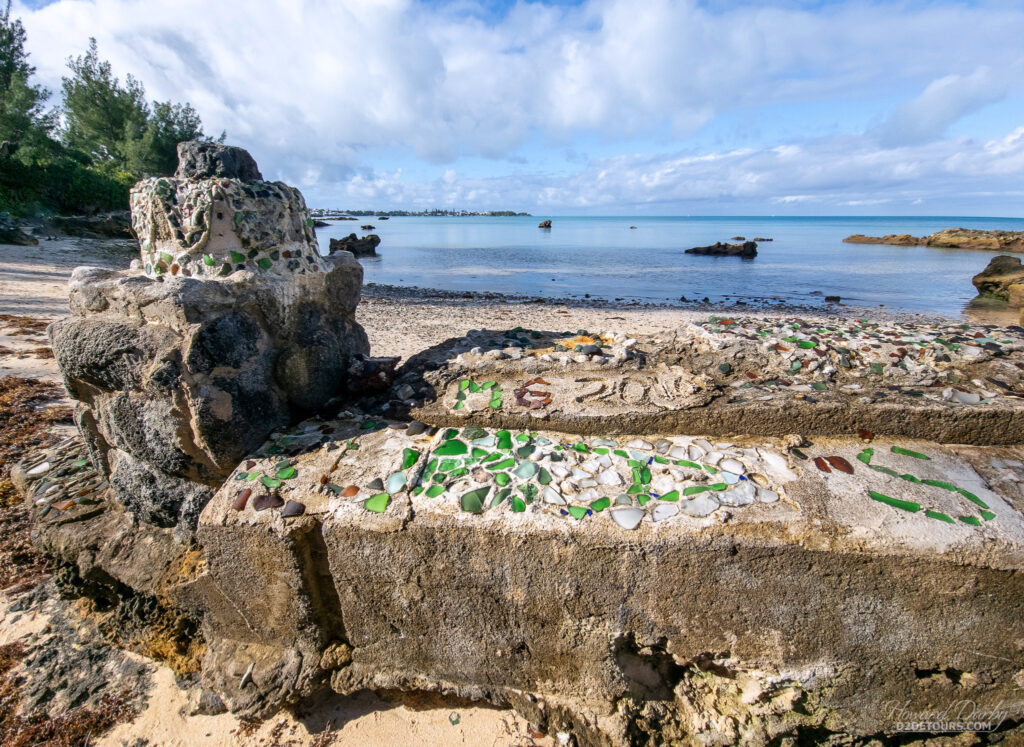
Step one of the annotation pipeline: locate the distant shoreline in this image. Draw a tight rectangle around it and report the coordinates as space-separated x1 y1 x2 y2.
312 210 532 217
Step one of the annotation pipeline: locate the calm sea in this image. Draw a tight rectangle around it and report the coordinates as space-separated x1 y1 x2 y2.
316 216 1024 317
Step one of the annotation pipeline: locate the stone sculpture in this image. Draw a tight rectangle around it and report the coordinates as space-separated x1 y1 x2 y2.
48 142 370 530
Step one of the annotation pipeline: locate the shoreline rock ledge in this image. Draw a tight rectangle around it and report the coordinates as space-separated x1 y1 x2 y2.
48 141 371 531
845 228 1024 252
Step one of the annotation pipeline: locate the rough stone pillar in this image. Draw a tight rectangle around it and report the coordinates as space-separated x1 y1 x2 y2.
49 142 370 531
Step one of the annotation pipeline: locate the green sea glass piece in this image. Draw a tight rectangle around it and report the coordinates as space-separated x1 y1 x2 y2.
637 494 652 506
461 487 490 512
683 486 709 495
868 490 920 512
230 251 246 263
261 476 283 489
495 472 510 486
537 468 552 485
980 510 996 521
519 484 538 503
511 496 526 512
364 493 389 513
568 506 588 520
660 490 679 502
870 362 884 375
891 446 930 460
496 431 513 450
957 489 989 510
959 515 981 526
275 467 296 480
434 440 468 456
590 496 610 512
675 460 701 469
514 461 536 479
490 458 515 470
425 485 445 498
925 510 955 523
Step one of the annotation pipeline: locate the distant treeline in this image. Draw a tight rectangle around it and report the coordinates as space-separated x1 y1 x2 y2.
312 209 532 217
0 1 220 216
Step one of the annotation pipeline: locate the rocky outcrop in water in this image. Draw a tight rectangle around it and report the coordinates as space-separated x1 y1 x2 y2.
843 233 922 246
329 233 380 257
927 228 1024 252
538 219 552 228
685 240 757 258
844 229 1024 252
48 142 369 531
972 255 1024 302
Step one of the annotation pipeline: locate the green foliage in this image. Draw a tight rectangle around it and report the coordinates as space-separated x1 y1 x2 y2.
1 17 220 217
0 1 55 157
61 38 149 170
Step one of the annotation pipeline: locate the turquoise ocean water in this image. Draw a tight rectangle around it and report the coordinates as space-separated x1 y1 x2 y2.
317 216 1024 317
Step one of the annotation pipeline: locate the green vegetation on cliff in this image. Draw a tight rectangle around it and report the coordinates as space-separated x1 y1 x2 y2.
0 3 219 216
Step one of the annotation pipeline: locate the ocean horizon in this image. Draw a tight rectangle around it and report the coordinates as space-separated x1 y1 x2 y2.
317 215 1024 318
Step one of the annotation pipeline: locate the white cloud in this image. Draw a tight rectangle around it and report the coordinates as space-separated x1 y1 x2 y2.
877 67 1010 146
10 0 1024 210
324 125 1024 212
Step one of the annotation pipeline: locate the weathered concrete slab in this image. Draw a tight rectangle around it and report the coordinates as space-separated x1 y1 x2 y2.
186 418 1024 743
411 319 1024 444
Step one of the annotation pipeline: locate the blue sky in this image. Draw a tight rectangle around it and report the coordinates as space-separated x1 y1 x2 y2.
12 0 1024 215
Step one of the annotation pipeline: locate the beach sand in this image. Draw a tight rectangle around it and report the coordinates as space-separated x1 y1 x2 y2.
0 236 1018 745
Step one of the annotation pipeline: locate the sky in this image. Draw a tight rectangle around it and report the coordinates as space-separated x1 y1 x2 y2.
11 0 1024 215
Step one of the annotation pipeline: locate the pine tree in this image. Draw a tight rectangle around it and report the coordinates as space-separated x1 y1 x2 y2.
0 0 55 158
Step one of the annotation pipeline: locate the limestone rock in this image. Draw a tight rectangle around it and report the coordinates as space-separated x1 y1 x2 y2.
175 140 263 181
1009 283 1024 308
685 240 757 258
842 233 922 246
50 260 369 530
0 210 37 245
329 233 380 257
927 227 1024 252
538 219 552 228
972 255 1024 299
